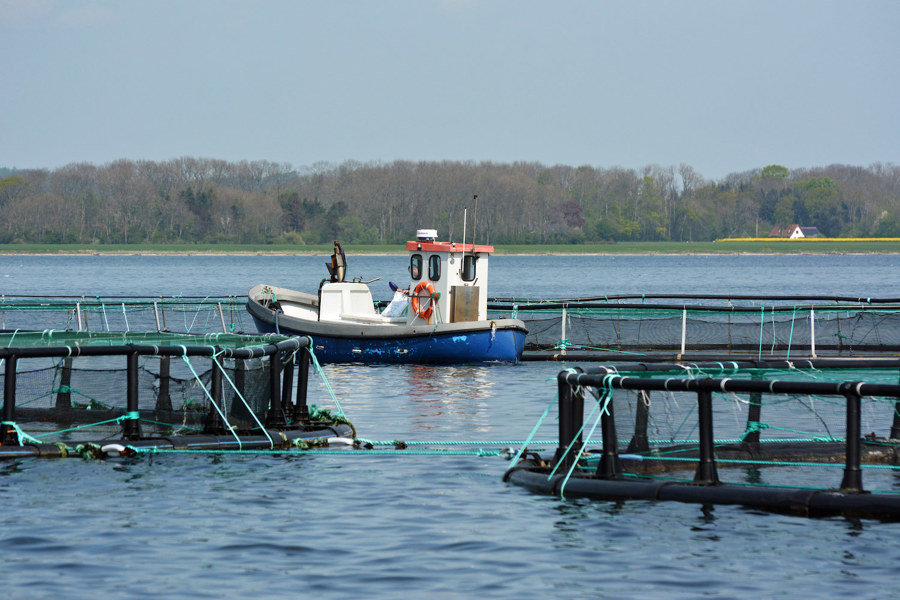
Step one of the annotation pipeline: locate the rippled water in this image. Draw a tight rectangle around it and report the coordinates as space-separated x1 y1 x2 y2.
2 253 900 598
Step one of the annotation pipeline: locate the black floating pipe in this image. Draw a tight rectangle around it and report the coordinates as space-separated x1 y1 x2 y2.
2 355 18 444
266 349 287 428
123 350 142 439
840 390 864 493
626 390 650 453
743 390 763 447
55 357 73 410
554 367 584 471
597 392 621 479
694 389 719 485
891 373 900 439
281 350 294 419
294 348 310 422
156 356 172 412
204 354 225 434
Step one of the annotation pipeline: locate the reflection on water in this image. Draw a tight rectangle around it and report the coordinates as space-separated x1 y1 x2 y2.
309 363 499 437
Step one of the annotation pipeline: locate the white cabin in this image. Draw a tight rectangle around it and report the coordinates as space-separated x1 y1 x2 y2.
405 229 493 324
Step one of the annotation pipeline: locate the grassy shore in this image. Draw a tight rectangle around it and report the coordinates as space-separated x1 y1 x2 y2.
1 239 899 255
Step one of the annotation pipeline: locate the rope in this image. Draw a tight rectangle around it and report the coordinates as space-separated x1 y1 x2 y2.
307 343 345 417
179 345 243 449
209 348 274 448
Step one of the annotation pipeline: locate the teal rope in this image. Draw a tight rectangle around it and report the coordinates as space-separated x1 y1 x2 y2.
129 447 508 457
307 342 345 417
359 439 558 447
179 345 243 450
786 306 797 360
558 376 614 499
210 349 273 448
504 395 558 473
1 421 43 445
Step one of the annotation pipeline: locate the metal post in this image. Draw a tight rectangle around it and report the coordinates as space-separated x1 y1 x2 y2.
840 390 864 493
891 372 900 440
597 391 621 479
560 306 567 355
123 351 143 439
204 354 225 433
218 302 227 333
153 301 161 332
743 371 763 448
2 355 19 444
626 390 650 453
281 351 294 420
55 357 73 409
553 369 583 471
693 389 719 484
810 308 817 358
265 349 287 427
294 349 310 421
155 356 172 412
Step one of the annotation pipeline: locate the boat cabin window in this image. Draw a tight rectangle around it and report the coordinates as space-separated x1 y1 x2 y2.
409 254 423 280
428 255 441 281
461 255 477 282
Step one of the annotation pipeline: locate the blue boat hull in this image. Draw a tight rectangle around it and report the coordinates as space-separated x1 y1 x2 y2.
250 314 527 364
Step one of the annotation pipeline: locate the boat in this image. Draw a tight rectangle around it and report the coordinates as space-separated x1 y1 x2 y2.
246 230 528 364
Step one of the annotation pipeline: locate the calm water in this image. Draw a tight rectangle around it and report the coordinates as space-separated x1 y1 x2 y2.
2 253 900 599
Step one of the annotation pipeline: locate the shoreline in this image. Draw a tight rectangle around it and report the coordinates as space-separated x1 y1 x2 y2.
2 250 900 256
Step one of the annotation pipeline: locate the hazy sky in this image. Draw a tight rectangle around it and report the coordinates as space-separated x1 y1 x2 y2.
2 0 897 180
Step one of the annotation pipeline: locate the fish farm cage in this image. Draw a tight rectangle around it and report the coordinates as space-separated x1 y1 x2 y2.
489 294 900 360
0 295 251 335
0 331 352 459
504 358 900 520
4 294 900 361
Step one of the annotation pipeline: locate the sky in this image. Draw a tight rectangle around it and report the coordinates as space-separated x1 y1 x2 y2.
1 0 898 181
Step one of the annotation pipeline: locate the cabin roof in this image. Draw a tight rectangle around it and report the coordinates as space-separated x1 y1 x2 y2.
406 240 494 254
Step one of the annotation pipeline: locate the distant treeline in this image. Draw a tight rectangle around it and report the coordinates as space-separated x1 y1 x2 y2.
0 159 898 245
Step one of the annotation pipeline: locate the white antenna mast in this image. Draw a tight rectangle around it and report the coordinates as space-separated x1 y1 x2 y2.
471 194 478 253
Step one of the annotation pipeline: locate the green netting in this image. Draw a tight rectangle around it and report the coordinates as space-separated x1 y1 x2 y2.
0 330 291 349
0 297 248 335
492 304 900 355
535 362 900 492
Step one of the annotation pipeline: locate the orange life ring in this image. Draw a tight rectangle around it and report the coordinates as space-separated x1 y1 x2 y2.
411 281 436 320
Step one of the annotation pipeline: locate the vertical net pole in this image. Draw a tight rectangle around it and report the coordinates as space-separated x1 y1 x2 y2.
204 352 225 433
693 388 719 484
156 356 172 412
839 390 864 493
2 355 19 444
123 350 142 439
218 303 227 333
597 391 621 479
55 357 73 409
742 371 763 447
553 369 583 471
810 308 817 358
891 374 900 440
294 348 310 421
265 350 286 427
626 390 650 453
153 302 161 332
281 350 294 418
